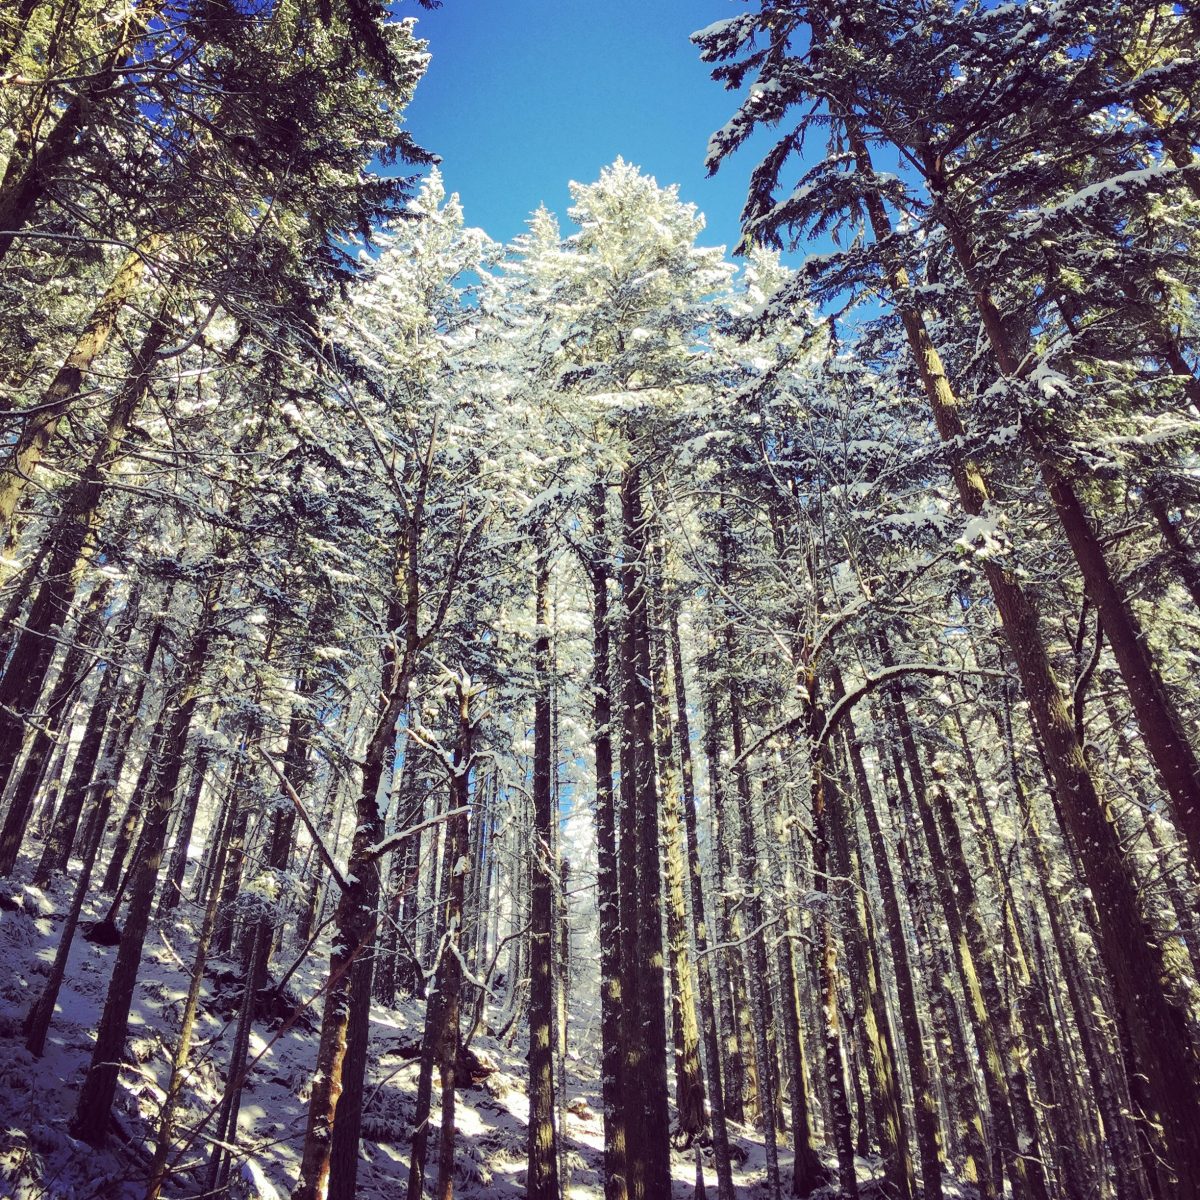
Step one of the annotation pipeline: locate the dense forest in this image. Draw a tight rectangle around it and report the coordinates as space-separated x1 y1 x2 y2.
0 1 1198 1198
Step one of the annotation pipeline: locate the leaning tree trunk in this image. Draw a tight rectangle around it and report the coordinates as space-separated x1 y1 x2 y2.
207 922 270 1195
0 235 163 545
69 588 216 1144
846 120 1200 1197
144 775 236 1200
938 190 1200 878
0 3 149 265
32 587 149 885
75 605 172 873
22 711 129 1057
0 578 111 874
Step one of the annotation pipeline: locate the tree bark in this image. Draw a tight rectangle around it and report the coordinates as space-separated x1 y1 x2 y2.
69 590 215 1144
727 682 783 1200
0 236 162 543
0 577 110 873
647 538 707 1147
667 604 737 1200
836 670 944 1200
847 120 1200 1195
586 487 630 1200
32 587 146 885
144 767 236 1200
527 547 561 1200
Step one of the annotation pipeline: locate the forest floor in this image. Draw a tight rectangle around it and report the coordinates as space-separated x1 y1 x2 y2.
0 872 934 1199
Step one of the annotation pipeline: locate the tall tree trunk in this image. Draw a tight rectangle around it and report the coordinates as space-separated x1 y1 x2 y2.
207 923 270 1194
701 695 753 1130
759 762 825 1198
727 682 783 1200
878 690 997 1196
837 671 944 1200
69 591 215 1144
667 604 736 1200
527 547 561 1200
32 587 147 885
0 235 162 542
294 509 428 1200
883 668 1049 1200
807 720 858 1199
433 684 474 1200
586 487 630 1200
0 5 146 264
938 193 1200 878
406 818 455 1200
826 727 913 1200
847 122 1200 1195
0 577 110 873
647 538 707 1146
144 770 236 1200
155 744 212 916
101 701 168 894
0 548 93 796
73 604 171 876
22 704 126 1055
622 469 674 1199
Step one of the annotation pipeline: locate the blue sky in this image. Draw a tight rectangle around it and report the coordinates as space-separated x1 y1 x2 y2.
403 1 769 255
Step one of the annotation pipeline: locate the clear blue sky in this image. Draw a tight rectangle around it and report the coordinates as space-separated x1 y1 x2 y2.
402 1 771 255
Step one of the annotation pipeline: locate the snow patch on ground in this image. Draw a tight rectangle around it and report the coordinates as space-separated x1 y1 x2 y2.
0 859 976 1198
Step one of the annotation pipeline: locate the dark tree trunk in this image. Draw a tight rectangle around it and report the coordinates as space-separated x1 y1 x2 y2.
144 770 237 1200
0 237 161 541
0 578 111 874
207 923 270 1194
101 702 168 894
667 604 737 1200
847 117 1200 1193
884 667 1049 1200
826 727 913 1200
726 682 783 1200
433 686 474 1200
836 673 944 1200
619 469 672 1199
32 588 147 886
70 597 215 1144
647 538 707 1147
808 722 858 1200
73 608 171 876
527 548 561 1200
586 487 630 1200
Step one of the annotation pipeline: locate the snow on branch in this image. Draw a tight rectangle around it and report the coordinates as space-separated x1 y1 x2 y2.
362 804 471 865
257 749 349 894
735 663 1003 766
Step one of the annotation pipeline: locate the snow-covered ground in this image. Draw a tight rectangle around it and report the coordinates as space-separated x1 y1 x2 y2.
0 869 938 1199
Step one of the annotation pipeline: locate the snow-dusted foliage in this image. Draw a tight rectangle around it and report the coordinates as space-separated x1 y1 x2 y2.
0 2 1198 1199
